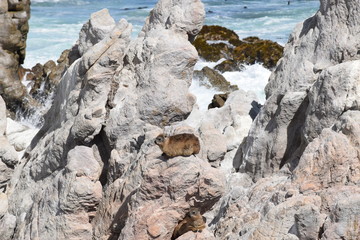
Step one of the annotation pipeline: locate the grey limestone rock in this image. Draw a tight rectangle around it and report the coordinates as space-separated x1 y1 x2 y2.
0 1 227 239
213 0 360 239
234 0 360 181
78 8 116 56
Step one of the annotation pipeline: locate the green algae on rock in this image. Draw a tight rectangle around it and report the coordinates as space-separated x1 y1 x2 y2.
193 25 283 70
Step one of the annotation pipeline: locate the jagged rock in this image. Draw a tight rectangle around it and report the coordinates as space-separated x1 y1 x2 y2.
193 25 283 69
116 155 225 239
234 91 307 177
234 0 360 181
193 66 238 92
78 9 116 56
293 110 360 193
0 1 229 239
320 187 360 239
207 0 360 239
0 0 31 112
303 60 360 141
293 204 326 240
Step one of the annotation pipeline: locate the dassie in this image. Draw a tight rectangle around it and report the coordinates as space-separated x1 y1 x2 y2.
155 133 200 157
171 208 206 240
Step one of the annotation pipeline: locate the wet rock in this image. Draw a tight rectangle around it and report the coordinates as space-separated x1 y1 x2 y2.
193 25 283 69
208 93 229 109
193 66 238 92
233 37 283 69
214 59 244 73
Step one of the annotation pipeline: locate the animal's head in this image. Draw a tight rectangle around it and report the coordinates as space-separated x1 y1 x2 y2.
155 134 165 146
188 207 200 219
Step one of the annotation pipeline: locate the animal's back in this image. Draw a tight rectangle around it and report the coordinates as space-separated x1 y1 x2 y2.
163 133 200 157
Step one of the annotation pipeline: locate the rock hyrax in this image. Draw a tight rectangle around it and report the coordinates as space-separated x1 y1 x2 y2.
171 208 206 240
155 133 200 157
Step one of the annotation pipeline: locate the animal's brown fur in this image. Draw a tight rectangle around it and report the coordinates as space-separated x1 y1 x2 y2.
171 208 206 240
155 133 200 157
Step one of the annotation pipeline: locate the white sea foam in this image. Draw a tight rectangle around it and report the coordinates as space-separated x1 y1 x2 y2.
206 40 235 48
190 60 271 112
223 64 271 103
189 77 222 112
21 72 33 93
194 58 226 71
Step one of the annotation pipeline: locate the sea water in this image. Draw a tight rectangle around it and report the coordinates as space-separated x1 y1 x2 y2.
24 0 319 114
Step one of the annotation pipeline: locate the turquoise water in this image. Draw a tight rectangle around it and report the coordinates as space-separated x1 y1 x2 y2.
24 0 319 67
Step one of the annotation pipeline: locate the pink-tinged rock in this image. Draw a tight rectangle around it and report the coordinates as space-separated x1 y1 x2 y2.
199 122 227 166
117 155 225 240
57 212 93 240
320 186 360 239
294 128 359 191
177 228 216 240
65 146 102 181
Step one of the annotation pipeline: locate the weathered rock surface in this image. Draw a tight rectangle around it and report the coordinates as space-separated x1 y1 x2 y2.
0 0 31 112
2 0 360 239
215 0 360 239
0 1 230 239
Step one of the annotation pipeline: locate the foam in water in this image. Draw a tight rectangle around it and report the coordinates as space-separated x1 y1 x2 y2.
223 63 271 103
17 73 55 128
190 60 271 111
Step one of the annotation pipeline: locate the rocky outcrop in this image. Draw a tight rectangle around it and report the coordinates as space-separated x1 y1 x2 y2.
234 0 360 182
0 0 31 112
212 0 360 238
193 25 283 70
2 0 360 239
0 2 234 239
